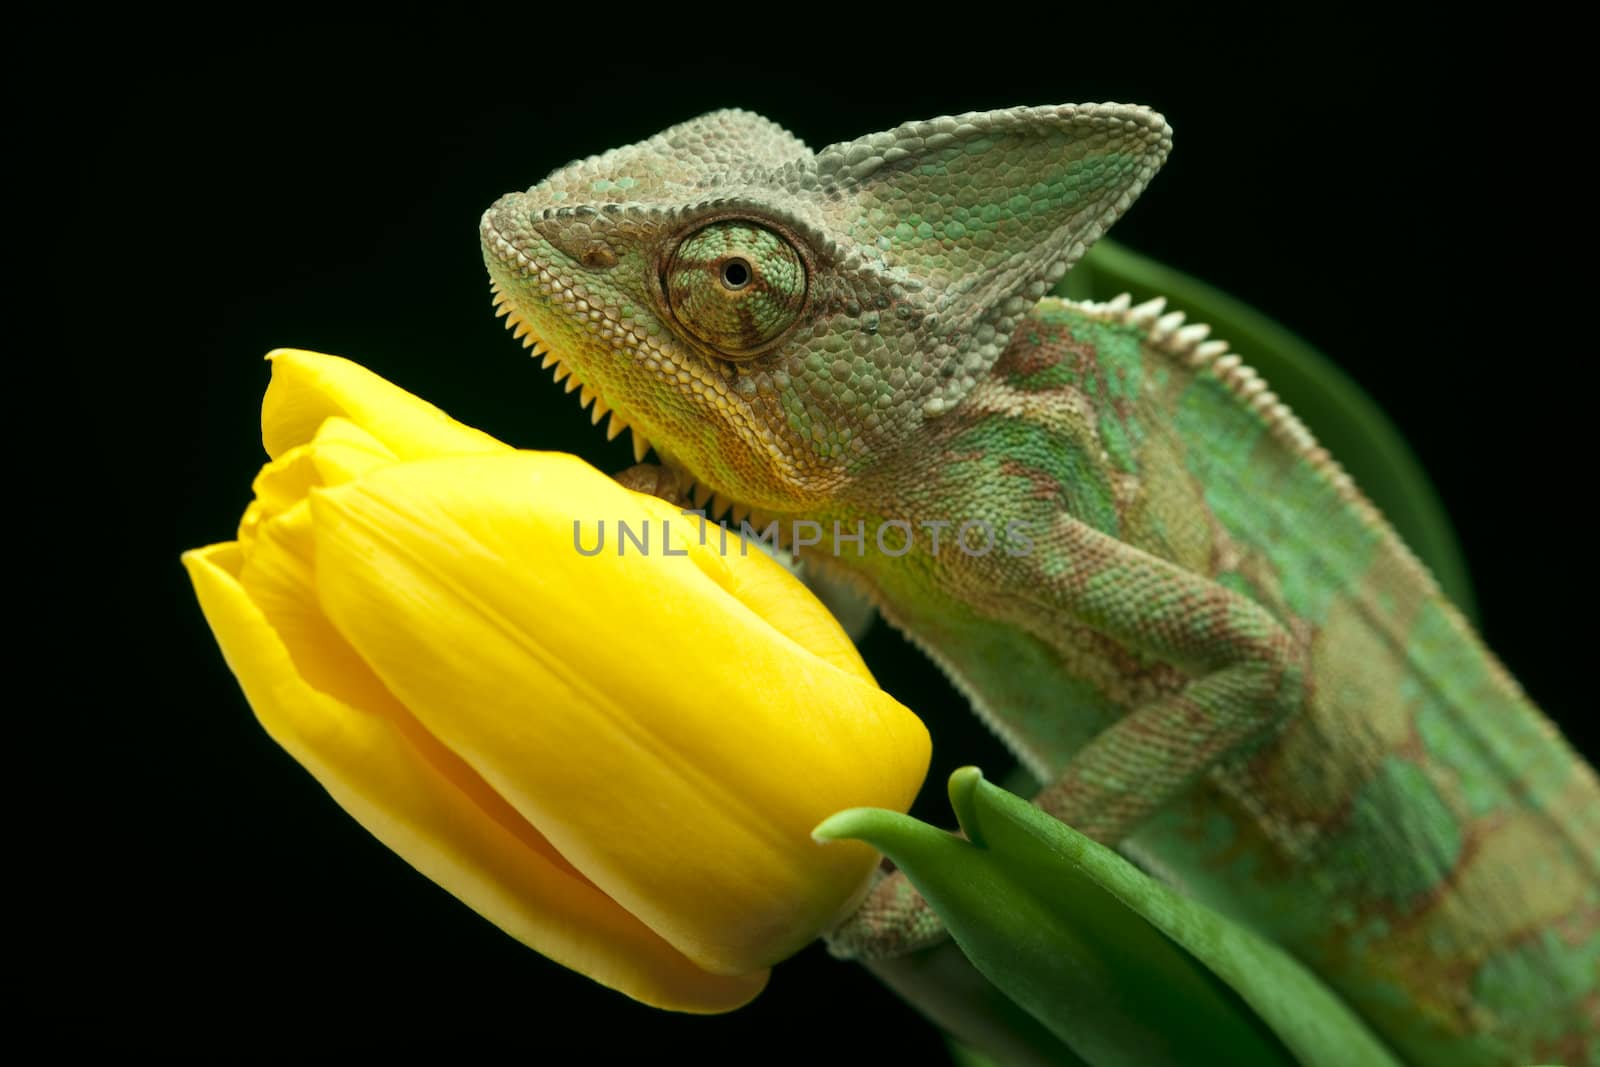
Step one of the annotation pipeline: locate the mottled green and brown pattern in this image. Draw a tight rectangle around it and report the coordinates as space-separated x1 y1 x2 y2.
666 221 808 356
483 106 1600 1066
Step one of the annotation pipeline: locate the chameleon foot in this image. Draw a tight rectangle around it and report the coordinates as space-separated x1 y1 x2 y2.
612 461 692 505
825 865 949 960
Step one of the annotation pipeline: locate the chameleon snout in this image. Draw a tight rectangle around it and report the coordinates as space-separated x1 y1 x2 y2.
482 191 624 276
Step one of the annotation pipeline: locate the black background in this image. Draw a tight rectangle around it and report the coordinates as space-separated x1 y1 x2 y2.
38 21 1588 1059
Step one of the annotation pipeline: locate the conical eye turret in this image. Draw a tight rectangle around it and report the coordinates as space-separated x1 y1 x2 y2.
666 221 808 359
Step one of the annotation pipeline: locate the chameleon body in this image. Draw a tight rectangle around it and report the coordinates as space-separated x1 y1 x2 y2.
480 106 1599 1065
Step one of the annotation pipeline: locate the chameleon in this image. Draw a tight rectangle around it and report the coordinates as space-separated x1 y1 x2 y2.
478 105 1599 1065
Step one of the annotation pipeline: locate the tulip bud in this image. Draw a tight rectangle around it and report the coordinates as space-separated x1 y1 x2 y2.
184 350 929 1012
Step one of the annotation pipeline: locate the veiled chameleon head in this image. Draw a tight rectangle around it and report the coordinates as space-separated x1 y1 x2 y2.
481 105 1169 515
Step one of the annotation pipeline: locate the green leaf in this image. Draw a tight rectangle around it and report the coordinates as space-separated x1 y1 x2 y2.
869 942 1093 1067
817 768 1404 1067
1057 241 1477 625
946 1038 1015 1067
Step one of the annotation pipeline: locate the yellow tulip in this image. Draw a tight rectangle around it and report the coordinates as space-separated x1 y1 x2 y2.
183 350 929 1013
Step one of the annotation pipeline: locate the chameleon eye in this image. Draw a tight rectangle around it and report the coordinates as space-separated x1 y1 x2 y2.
667 222 807 358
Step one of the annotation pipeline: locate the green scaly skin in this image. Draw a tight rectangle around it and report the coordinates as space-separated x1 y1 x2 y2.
480 106 1600 1065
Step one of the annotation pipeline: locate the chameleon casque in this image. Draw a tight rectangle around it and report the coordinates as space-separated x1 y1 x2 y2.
479 105 1599 1064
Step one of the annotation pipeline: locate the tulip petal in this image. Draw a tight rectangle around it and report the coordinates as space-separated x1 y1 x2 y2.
184 541 768 1012
262 349 508 461
309 452 930 976
240 417 398 551
682 518 876 683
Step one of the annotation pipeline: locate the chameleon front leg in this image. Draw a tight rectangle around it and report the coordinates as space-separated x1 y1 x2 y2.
826 515 1305 959
613 461 695 506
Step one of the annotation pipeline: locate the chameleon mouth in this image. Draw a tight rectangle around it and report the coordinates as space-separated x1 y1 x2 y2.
489 282 747 522
490 281 652 465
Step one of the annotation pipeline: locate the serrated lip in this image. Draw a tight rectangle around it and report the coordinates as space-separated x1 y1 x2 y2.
489 280 758 525
489 281 651 462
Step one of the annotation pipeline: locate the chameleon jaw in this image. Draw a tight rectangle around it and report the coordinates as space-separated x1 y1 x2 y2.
490 282 652 464
492 283 760 524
